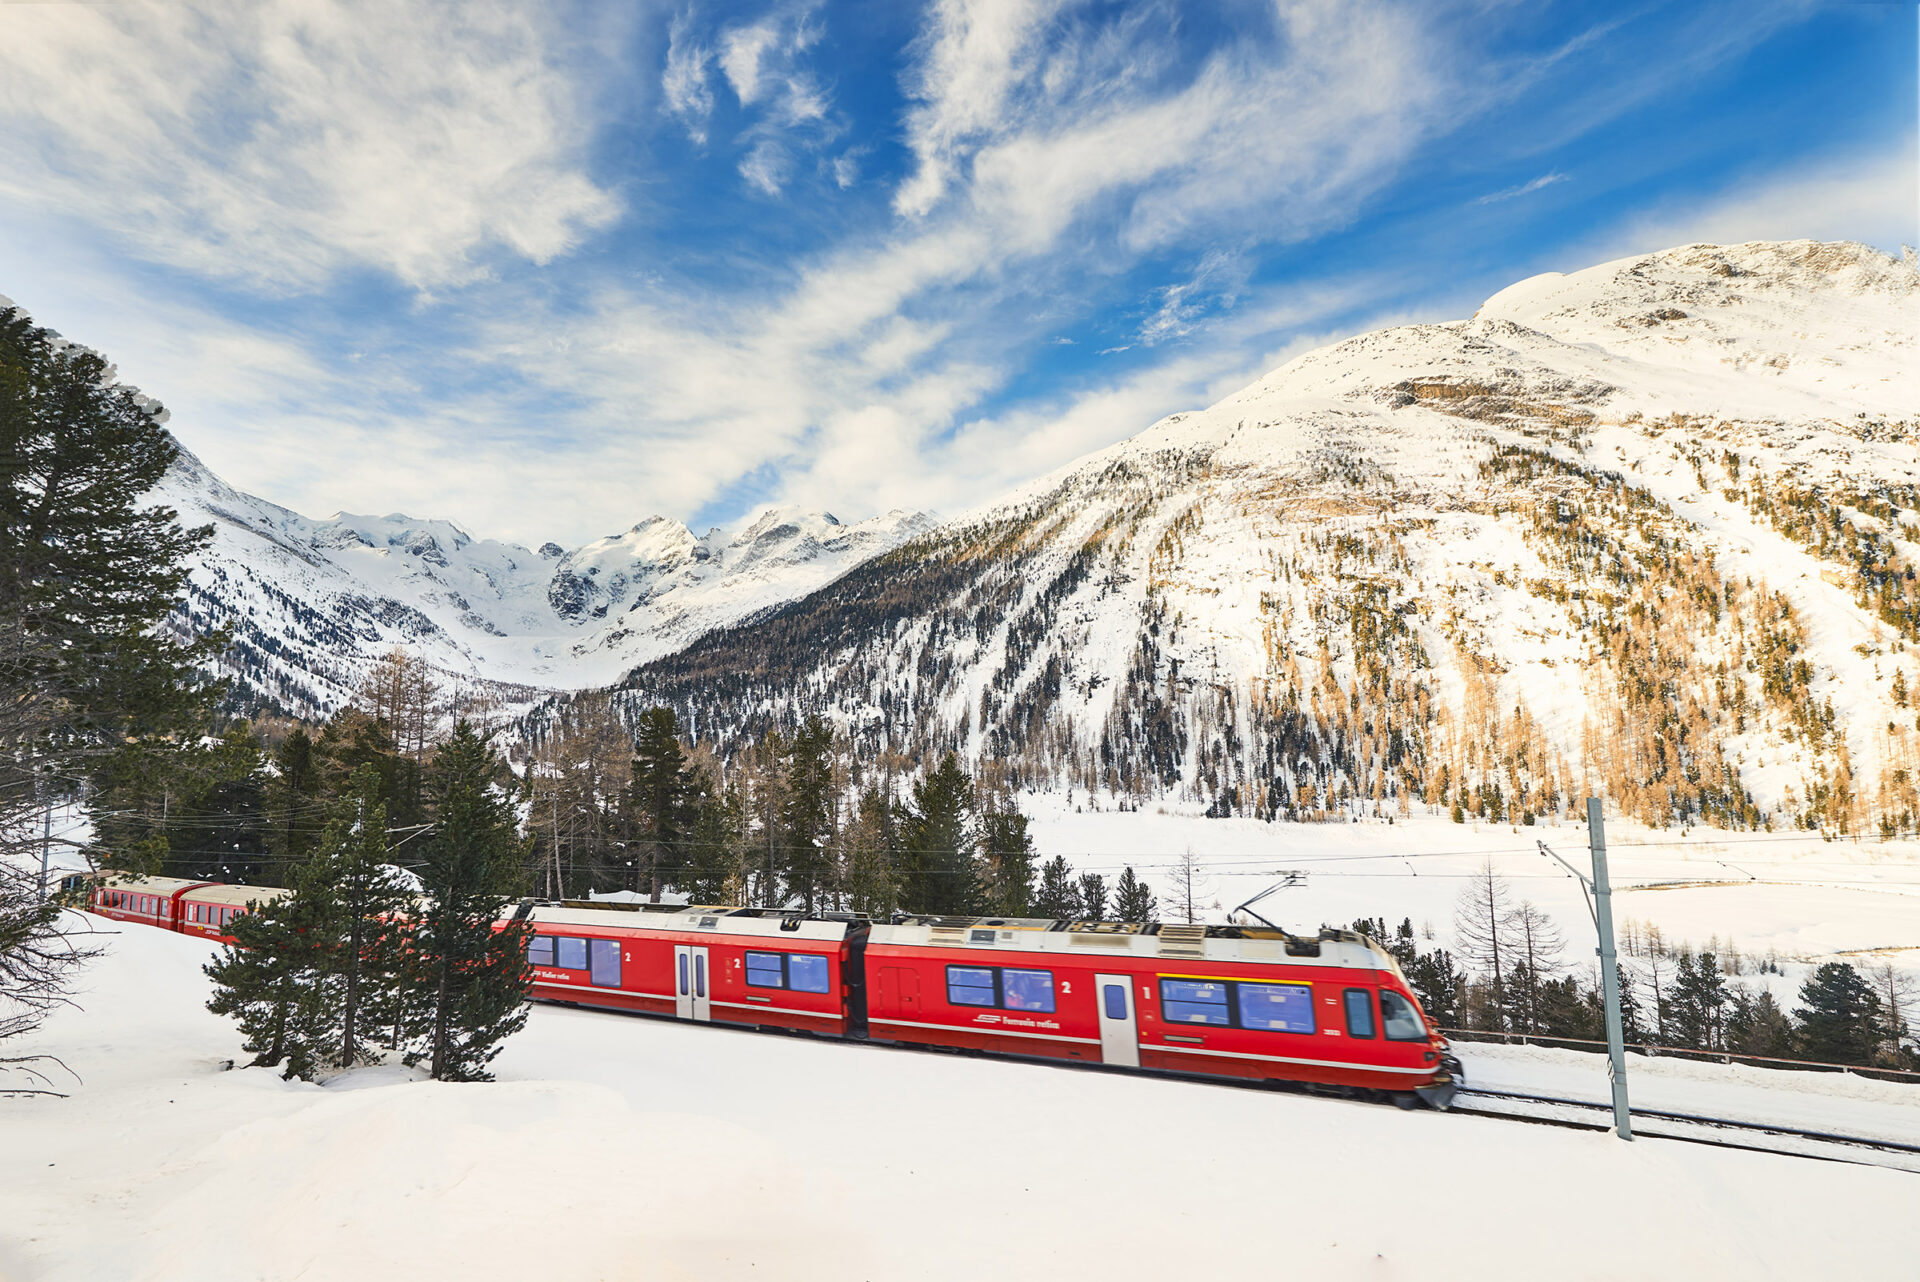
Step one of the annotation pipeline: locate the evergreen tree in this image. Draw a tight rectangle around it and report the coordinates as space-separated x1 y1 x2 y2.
778 716 836 911
843 784 901 918
679 761 738 904
410 724 530 1081
204 878 329 1079
315 708 416 825
305 766 416 1071
629 706 689 901
0 304 215 754
1669 951 1730 1051
1796 962 1883 1065
978 805 1036 916
1076 872 1108 921
901 753 976 914
1111 866 1156 923
1403 946 1464 1029
1727 988 1795 1058
1033 854 1080 920
265 726 326 865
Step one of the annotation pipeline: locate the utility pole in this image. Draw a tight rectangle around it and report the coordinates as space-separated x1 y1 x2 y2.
38 790 53 904
1535 799 1632 1140
1588 797 1632 1140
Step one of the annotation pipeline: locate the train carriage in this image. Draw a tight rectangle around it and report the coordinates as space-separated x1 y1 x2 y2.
864 916 1458 1104
520 903 866 1037
89 871 1460 1107
178 883 288 945
89 875 212 932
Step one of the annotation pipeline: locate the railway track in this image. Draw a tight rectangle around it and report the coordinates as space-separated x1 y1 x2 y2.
1452 1087 1920 1172
547 997 1920 1172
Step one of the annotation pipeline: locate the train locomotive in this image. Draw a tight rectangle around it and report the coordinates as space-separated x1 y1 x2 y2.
85 876 1462 1107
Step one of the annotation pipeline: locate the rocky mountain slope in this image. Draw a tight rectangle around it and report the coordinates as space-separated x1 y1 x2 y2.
611 240 1920 835
159 450 933 715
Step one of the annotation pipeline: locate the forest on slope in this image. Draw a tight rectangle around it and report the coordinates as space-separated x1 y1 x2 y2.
584 241 1920 838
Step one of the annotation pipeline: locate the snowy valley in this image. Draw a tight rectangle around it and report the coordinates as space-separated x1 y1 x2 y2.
162 447 934 714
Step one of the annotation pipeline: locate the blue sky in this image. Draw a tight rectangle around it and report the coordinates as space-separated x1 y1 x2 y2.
0 0 1913 545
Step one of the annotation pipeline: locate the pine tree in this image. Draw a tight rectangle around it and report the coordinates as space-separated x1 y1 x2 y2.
979 805 1037 916
204 878 329 1079
843 785 901 918
628 706 690 901
779 716 836 912
1669 950 1730 1051
265 726 326 865
410 724 530 1081
1033 855 1080 920
305 766 417 1071
1111 866 1156 923
0 304 214 752
1076 872 1108 921
1727 988 1794 1058
901 753 976 914
679 761 738 904
1796 962 1883 1065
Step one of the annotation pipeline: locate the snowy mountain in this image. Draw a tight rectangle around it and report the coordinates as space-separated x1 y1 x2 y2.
160 449 935 714
614 240 1920 835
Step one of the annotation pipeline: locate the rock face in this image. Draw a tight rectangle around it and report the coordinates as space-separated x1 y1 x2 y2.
609 241 1920 833
158 451 934 715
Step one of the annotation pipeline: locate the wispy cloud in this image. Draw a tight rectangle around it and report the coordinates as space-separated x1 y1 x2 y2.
0 0 617 293
1476 171 1569 205
663 10 717 143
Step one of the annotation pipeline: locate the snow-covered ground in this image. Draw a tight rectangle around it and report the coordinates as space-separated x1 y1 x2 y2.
1026 799 1920 974
2 913 1916 1282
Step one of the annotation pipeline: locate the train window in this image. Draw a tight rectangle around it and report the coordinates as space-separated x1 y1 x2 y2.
947 966 998 1007
788 954 830 994
745 951 786 989
556 936 588 970
1238 982 1315 1033
1343 989 1376 1039
527 935 556 966
588 939 622 988
1160 979 1230 1026
1380 990 1426 1041
1102 984 1127 1021
1001 968 1055 1013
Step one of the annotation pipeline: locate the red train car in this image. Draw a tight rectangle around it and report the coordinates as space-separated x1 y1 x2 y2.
89 875 211 932
89 874 286 944
864 916 1457 1104
90 872 1459 1105
178 882 289 945
519 902 866 1037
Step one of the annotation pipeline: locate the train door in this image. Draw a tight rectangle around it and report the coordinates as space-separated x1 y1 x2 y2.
878 966 919 1017
674 944 710 1022
1095 973 1140 1067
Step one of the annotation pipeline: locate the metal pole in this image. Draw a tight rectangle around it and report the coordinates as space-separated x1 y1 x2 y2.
1588 797 1632 1140
38 794 53 903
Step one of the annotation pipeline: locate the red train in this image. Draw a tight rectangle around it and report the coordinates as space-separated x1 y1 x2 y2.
85 876 1461 1106
86 875 288 945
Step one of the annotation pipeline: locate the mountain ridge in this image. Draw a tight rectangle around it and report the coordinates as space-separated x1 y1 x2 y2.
600 239 1920 835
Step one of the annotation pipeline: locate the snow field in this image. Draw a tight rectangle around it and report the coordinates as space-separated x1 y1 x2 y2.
1023 799 1920 974
3 912 1917 1281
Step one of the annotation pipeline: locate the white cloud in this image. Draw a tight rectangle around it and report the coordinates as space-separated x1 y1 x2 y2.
0 0 618 293
720 21 783 106
663 11 717 143
1476 171 1568 205
740 139 793 196
894 0 1063 217
1584 141 1919 261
